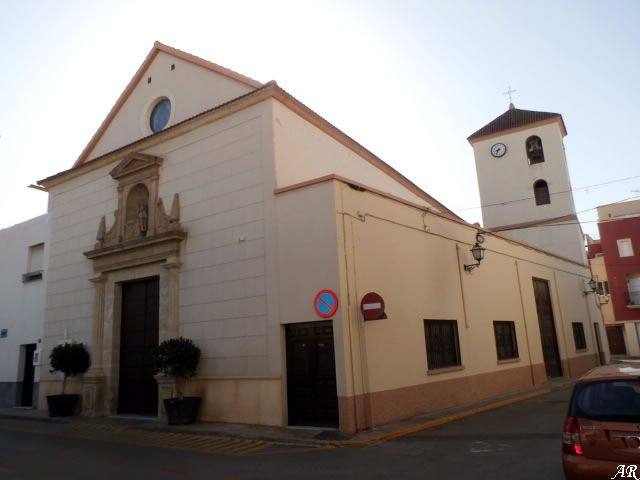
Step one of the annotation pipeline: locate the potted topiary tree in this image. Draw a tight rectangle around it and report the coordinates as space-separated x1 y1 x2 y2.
47 342 91 416
154 337 201 425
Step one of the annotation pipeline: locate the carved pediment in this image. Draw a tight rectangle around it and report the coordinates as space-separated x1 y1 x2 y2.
109 153 163 181
86 152 185 271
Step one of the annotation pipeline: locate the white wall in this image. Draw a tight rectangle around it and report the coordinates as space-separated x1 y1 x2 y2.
0 214 49 405
88 51 256 161
504 223 586 265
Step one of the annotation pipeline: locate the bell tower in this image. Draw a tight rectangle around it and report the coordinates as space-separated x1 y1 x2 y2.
468 103 586 264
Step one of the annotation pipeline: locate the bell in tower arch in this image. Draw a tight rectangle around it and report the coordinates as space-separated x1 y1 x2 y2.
526 135 545 164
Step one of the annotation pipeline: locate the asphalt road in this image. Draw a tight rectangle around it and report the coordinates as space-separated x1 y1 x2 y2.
0 387 571 479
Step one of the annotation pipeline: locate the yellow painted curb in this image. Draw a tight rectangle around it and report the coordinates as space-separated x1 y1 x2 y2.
324 388 552 448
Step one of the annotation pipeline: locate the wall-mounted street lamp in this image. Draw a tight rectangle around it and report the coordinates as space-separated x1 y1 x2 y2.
464 234 487 272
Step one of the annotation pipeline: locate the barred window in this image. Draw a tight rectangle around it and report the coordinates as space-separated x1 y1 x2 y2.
424 320 461 370
493 321 518 360
22 243 44 283
572 323 587 350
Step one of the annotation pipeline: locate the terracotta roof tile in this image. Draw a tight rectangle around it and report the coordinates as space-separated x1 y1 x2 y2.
467 107 566 141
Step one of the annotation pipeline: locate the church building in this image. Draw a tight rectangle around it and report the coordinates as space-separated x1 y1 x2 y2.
36 42 605 433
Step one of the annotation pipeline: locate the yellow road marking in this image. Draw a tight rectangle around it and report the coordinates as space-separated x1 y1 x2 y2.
323 389 552 448
232 441 272 455
1 388 549 453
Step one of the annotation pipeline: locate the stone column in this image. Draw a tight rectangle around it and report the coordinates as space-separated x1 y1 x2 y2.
162 258 181 339
154 374 177 419
82 273 107 416
156 258 182 419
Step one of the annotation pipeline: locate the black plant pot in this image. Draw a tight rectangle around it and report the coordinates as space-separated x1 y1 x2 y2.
163 396 201 425
47 394 80 417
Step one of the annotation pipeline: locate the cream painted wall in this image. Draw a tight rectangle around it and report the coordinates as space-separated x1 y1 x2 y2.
148 102 273 378
597 198 640 220
590 255 615 324
622 323 640 356
0 214 48 402
504 223 586 265
333 181 604 395
272 181 345 397
271 100 439 211
87 51 255 161
41 102 280 415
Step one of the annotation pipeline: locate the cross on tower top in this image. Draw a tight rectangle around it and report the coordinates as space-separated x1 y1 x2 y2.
503 86 517 109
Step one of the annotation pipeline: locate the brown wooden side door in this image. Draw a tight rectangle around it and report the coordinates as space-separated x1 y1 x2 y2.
285 321 338 427
605 325 627 355
118 277 159 415
532 278 563 378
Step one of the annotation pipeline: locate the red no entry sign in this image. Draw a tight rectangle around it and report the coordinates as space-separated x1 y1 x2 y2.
314 289 339 318
360 292 386 321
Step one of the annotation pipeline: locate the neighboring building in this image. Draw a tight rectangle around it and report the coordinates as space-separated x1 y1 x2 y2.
586 200 640 356
0 214 49 407
34 43 605 432
468 104 587 265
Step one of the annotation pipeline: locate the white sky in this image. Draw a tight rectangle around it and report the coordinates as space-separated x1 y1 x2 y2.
1 0 639 238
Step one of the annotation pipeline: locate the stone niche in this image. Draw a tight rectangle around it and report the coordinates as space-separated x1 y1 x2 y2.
84 153 186 272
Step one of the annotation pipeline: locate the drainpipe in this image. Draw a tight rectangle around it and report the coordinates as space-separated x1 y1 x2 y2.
455 244 470 329
515 260 536 387
552 271 571 377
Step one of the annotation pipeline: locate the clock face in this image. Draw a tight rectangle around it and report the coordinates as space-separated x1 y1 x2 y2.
491 143 507 157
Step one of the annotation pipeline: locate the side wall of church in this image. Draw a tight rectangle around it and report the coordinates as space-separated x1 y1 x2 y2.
270 100 440 211
331 180 605 431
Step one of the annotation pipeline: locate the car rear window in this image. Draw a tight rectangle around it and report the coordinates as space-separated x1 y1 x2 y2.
570 380 640 422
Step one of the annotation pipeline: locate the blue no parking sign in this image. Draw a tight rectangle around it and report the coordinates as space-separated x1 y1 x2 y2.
313 289 339 318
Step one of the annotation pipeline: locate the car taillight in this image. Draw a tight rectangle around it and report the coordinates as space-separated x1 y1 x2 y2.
562 416 583 455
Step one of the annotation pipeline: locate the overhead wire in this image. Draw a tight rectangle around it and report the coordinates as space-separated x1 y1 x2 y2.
453 175 640 212
467 195 640 232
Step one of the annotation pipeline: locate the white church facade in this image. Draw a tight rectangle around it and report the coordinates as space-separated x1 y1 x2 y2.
33 43 605 433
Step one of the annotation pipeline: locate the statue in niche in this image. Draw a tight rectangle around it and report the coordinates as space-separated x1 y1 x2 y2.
91 153 185 251
137 200 148 236
124 183 150 239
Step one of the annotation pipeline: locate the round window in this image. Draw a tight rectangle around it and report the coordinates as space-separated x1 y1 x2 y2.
149 98 171 133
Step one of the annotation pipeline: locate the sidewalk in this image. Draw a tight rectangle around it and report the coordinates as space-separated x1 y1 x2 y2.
0 378 574 447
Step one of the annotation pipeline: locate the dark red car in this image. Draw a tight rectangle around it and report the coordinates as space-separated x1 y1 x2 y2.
563 363 640 479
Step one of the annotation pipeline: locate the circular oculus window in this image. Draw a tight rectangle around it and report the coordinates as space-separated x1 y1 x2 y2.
149 98 171 133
